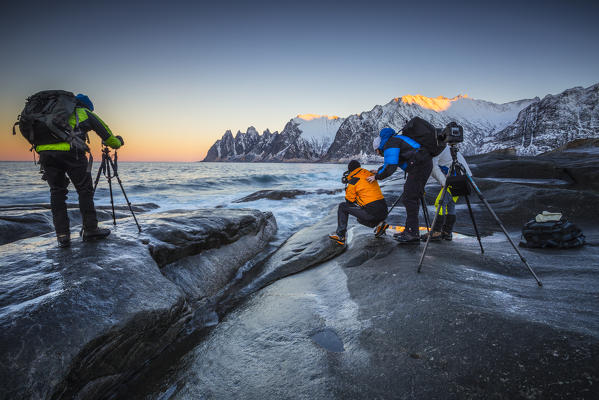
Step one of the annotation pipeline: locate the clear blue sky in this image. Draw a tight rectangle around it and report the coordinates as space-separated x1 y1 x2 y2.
1 0 598 160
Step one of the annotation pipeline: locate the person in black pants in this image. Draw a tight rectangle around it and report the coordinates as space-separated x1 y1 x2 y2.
329 160 388 245
37 94 124 247
368 128 433 243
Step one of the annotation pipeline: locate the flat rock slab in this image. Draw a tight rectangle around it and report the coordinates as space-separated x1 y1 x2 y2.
0 202 159 245
0 208 276 400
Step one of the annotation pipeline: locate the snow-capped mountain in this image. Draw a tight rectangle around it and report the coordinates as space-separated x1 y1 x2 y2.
203 83 599 162
323 95 537 162
481 83 599 155
203 115 343 162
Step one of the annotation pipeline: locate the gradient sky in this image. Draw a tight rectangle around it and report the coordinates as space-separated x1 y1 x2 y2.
1 0 598 161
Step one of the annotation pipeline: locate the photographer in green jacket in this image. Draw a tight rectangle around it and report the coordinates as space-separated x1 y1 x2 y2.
38 94 124 248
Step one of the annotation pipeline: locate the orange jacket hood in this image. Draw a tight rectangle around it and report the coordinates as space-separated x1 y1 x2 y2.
345 168 385 206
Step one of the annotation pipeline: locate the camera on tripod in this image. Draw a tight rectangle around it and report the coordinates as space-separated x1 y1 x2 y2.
436 122 464 145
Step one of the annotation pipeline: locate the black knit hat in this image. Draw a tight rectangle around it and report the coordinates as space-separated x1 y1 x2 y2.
347 160 361 173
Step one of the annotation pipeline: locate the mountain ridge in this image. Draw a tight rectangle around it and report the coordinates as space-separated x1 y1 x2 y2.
203 83 599 162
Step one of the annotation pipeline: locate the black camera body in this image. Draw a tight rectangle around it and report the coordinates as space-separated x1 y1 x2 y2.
436 122 464 145
341 170 350 184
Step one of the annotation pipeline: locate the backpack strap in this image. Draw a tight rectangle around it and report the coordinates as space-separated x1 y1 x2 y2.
396 135 421 149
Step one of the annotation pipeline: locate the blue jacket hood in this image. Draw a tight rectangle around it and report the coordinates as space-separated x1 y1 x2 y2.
75 94 94 111
378 128 396 149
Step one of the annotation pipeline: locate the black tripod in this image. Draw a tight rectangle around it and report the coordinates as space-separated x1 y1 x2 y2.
417 144 542 286
88 146 141 233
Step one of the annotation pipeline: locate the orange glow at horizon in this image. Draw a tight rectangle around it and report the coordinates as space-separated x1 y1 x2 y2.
393 94 468 112
1 131 212 162
296 113 340 121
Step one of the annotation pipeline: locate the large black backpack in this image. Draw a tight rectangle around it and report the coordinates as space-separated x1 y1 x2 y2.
401 117 446 157
519 218 585 249
13 90 88 151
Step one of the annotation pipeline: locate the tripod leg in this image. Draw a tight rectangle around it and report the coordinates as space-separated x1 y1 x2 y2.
418 185 450 273
464 195 484 254
92 159 103 195
106 162 116 226
108 158 142 232
466 175 542 286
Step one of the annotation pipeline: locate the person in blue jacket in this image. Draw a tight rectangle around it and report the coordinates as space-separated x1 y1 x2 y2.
367 127 433 243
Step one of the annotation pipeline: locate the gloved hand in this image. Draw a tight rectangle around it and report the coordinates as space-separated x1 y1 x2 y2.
103 135 123 149
116 135 124 146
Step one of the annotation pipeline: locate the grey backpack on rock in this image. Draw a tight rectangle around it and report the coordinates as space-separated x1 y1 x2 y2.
519 218 585 249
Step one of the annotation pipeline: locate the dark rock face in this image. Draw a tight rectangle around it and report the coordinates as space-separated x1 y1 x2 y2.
233 188 342 203
458 149 599 229
482 83 599 155
0 203 159 245
203 122 322 162
137 211 599 399
234 189 308 202
0 208 276 400
248 209 346 290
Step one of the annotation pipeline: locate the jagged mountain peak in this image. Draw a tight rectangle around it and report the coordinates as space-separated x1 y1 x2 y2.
204 83 599 162
394 94 469 112
482 83 599 155
295 114 341 121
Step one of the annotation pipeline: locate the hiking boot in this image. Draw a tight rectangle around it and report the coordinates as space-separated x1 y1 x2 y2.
441 231 453 241
328 233 346 246
394 230 420 244
441 215 456 241
57 234 71 248
421 230 442 241
83 227 111 242
374 221 389 238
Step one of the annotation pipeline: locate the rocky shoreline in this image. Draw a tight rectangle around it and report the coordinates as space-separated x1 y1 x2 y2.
1 148 598 399
0 209 276 399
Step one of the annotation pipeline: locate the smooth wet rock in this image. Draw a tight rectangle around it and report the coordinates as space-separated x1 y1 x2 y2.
234 188 342 203
138 218 599 399
160 210 277 300
0 208 276 400
247 209 346 291
0 202 159 246
311 328 345 353
234 189 308 202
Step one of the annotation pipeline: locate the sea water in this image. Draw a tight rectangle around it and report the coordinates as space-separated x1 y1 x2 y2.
1 161 386 242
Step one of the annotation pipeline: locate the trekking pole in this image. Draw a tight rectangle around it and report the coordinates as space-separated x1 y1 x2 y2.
420 196 431 231
387 193 403 216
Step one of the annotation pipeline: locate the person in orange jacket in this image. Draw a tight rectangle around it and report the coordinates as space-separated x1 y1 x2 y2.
329 160 388 245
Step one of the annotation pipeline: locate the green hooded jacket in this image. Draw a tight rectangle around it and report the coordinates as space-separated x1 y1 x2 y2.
36 107 122 152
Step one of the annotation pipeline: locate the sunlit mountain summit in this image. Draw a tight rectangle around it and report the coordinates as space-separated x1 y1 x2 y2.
204 83 599 162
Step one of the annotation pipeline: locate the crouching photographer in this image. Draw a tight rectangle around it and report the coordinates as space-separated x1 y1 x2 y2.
329 160 388 246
